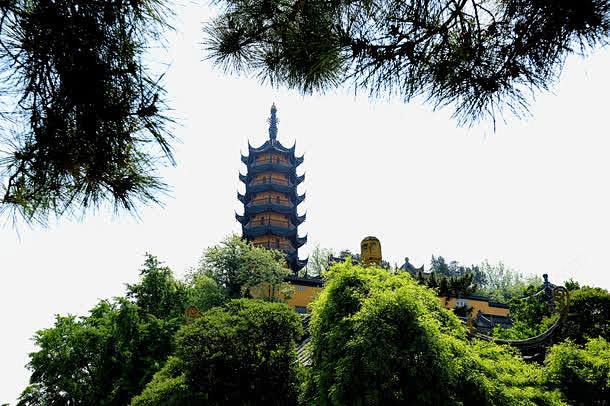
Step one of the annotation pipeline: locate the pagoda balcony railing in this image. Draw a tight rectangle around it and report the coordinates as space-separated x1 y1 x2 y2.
252 158 291 168
247 218 294 228
249 197 293 208
254 242 296 254
251 177 291 186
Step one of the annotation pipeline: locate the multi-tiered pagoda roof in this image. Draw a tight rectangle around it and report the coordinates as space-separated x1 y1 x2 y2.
236 104 307 272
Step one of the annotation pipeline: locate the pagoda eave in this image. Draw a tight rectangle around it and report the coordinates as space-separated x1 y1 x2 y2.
245 204 295 216
248 163 295 175
247 183 296 195
243 225 298 238
248 140 295 155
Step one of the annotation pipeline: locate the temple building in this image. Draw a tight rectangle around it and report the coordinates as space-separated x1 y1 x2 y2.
236 104 308 273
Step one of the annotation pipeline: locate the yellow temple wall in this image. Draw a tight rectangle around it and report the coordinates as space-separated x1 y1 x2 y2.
250 281 323 311
251 283 509 317
284 283 323 309
439 297 509 317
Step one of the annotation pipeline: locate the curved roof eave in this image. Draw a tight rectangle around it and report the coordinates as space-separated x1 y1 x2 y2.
248 140 296 155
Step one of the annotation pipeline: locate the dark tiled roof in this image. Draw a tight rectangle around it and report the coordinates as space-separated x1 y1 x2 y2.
399 257 425 274
286 275 324 287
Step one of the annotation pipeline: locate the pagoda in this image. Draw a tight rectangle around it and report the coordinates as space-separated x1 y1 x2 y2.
236 104 307 273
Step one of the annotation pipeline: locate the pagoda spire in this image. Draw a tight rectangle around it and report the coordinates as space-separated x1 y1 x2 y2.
268 103 278 140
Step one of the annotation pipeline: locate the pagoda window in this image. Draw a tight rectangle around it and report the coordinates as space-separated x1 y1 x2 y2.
252 172 289 185
254 153 289 166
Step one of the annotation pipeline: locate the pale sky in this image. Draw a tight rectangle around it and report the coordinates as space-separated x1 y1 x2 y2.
2 3 610 404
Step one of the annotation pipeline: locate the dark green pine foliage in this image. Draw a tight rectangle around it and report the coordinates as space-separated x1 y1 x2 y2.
206 0 610 125
0 0 173 223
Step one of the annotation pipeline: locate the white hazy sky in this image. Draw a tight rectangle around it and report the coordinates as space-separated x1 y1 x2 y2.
2 3 610 404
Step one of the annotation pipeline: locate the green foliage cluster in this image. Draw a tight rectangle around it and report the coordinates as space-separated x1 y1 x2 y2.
543 338 610 405
18 235 292 405
476 260 543 302
418 270 478 299
494 285 610 342
303 244 333 277
196 234 290 298
559 286 610 344
424 256 541 302
305 261 563 405
0 0 173 222
206 0 610 125
18 255 188 406
430 255 483 281
17 243 610 405
492 284 558 340
132 299 303 405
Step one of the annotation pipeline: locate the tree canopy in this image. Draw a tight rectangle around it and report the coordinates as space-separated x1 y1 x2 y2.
305 261 564 405
17 236 301 405
492 284 610 342
194 234 291 299
206 0 610 125
18 255 188 405
0 0 173 223
543 338 610 406
131 299 303 406
17 248 610 405
558 286 610 344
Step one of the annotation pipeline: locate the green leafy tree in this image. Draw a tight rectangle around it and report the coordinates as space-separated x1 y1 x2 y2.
18 299 183 406
493 284 558 340
206 0 610 125
303 244 334 277
430 255 484 287
337 249 361 263
195 234 290 298
430 255 451 275
428 271 439 289
438 273 478 298
0 0 173 222
438 273 449 295
475 260 542 302
558 286 610 344
564 278 581 291
544 338 610 406
18 255 187 406
305 262 563 405
186 273 227 312
127 254 189 319
131 299 303 406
